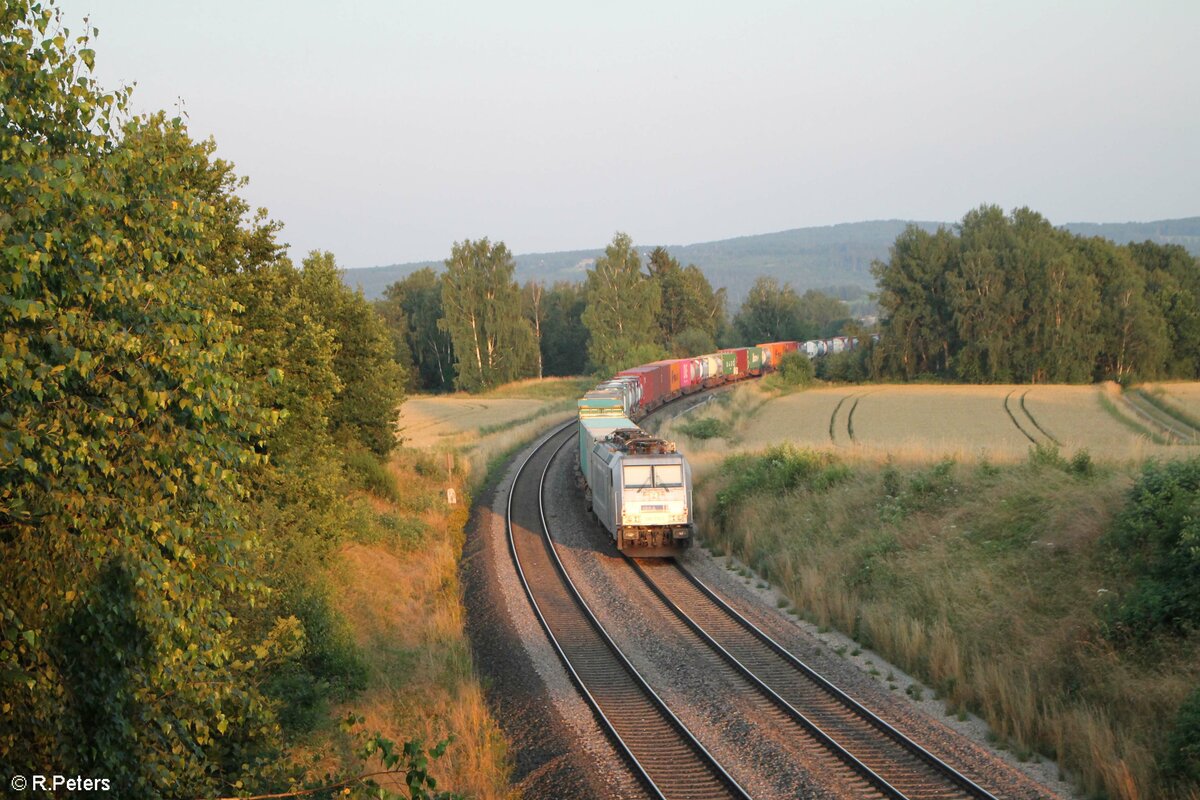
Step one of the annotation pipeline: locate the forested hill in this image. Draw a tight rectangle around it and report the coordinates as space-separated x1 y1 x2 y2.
344 217 1200 302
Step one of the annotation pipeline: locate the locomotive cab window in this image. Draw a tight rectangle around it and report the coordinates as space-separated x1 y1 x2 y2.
654 464 684 488
624 465 653 489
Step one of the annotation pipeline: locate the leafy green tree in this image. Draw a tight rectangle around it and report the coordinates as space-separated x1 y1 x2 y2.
0 7 291 793
582 232 663 375
374 294 417 388
647 246 725 347
522 280 546 379
732 277 805 343
797 290 852 338
440 238 537 392
670 326 718 357
384 268 455 392
541 281 589 375
1135 242 1200 378
1084 238 1169 383
872 225 959 378
300 251 407 455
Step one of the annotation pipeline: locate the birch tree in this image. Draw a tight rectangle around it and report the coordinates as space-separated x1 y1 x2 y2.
582 232 663 375
440 238 537 392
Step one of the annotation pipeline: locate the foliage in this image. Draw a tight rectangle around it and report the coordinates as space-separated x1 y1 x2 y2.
0 4 291 793
540 281 588 376
777 351 815 386
732 277 851 344
301 251 407 456
0 4 453 796
344 447 401 503
873 205 1200 383
1164 686 1200 785
647 246 725 349
714 446 847 529
382 268 455 392
582 232 664 375
1102 458 1200 641
675 417 731 440
440 238 537 392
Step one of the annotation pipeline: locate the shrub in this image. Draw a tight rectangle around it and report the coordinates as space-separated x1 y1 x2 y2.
1102 458 1200 641
778 352 815 386
677 417 731 440
714 446 846 529
345 447 400 503
1164 686 1200 784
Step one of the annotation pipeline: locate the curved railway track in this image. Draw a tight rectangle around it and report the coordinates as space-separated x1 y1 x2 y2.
629 558 1000 800
507 423 751 800
509 403 1004 799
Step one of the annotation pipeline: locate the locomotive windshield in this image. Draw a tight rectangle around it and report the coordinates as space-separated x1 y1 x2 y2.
654 464 684 487
623 464 683 489
624 465 654 489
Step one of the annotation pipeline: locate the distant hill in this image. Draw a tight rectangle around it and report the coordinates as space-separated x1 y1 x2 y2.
344 216 1200 305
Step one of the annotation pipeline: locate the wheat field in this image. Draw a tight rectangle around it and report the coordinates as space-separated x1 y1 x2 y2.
679 382 1197 463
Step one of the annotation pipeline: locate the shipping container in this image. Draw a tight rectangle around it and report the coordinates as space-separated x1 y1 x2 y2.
578 415 634 480
720 348 747 377
747 347 763 375
578 389 625 418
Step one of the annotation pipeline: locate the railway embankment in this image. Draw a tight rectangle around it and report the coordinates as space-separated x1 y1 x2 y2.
694 445 1200 800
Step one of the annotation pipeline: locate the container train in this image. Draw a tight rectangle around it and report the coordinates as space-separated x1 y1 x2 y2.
576 336 869 557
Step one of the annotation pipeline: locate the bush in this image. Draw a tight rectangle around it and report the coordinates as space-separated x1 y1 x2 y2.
778 352 815 386
1165 686 1200 784
345 447 400 503
1102 458 1200 641
714 446 847 529
265 589 368 732
677 417 731 440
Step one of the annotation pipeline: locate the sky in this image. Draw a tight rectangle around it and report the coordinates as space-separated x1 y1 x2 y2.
54 1 1200 269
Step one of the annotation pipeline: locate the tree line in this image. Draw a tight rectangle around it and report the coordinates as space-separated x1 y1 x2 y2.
872 205 1200 383
380 233 857 391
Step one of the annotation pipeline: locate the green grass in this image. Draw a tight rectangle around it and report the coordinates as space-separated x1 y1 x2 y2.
698 447 1200 800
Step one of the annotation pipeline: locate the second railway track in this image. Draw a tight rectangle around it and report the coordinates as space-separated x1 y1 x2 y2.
511 416 1005 799
629 558 999 800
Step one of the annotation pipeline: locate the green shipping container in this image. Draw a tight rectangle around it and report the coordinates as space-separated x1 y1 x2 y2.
720 351 737 376
748 348 763 372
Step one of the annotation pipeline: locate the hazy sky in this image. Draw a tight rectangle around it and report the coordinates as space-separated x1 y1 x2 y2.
56 1 1200 269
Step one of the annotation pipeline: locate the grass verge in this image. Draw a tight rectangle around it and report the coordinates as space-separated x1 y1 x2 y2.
698 444 1200 800
302 447 515 799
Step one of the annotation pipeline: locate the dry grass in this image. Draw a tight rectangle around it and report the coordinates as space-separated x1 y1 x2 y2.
305 446 515 798
698 454 1200 799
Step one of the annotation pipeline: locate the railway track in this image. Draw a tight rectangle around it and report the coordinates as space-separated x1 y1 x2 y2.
506 423 751 800
510 404 1003 798
630 557 1000 800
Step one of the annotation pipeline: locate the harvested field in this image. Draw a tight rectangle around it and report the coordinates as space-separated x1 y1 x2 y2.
399 397 553 448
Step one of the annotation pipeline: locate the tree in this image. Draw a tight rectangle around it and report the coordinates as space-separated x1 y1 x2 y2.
301 251 407 455
440 238 537 392
582 232 663 375
541 281 589 376
522 280 546 379
0 9 290 792
384 268 455 392
647 247 725 347
732 277 804 343
872 225 959 378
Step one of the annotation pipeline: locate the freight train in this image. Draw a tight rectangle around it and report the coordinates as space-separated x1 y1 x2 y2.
577 336 867 556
